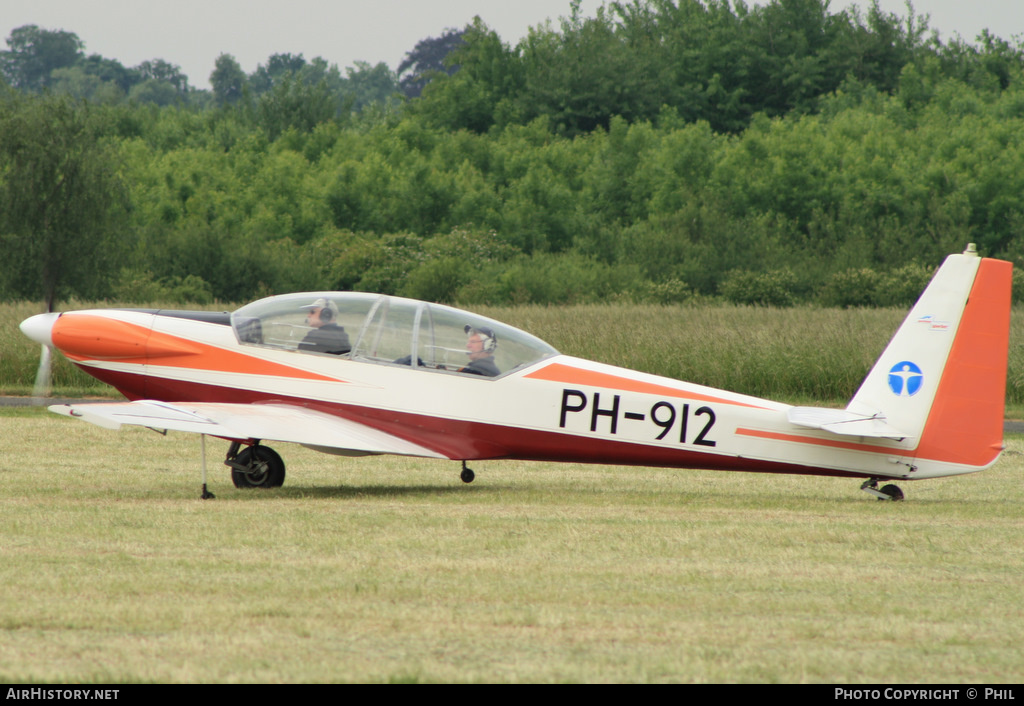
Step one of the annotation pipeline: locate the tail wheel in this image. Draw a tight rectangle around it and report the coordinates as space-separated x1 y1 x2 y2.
230 445 286 489
878 484 905 502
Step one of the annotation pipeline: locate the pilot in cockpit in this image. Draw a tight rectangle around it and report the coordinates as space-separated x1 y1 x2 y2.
298 298 351 355
458 325 500 377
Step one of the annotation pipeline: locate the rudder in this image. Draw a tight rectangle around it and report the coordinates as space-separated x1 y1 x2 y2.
914 256 1011 468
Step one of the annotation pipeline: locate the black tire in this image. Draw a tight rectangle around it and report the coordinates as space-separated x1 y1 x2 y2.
460 467 475 483
230 445 286 489
878 484 905 502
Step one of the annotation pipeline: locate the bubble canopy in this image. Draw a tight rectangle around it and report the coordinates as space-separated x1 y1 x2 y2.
231 292 559 378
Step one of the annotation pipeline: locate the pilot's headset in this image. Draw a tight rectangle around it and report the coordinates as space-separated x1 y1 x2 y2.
304 297 339 323
465 325 497 353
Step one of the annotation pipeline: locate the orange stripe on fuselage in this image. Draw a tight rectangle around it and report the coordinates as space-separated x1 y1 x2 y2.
736 427 904 456
53 313 341 383
525 362 770 409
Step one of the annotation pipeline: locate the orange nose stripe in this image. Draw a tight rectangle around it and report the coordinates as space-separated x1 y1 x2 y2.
52 314 157 360
52 312 342 383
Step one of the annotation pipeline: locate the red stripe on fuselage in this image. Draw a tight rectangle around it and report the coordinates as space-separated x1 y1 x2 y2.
78 366 866 478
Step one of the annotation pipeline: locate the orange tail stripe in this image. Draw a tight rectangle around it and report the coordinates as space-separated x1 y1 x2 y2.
913 258 1011 467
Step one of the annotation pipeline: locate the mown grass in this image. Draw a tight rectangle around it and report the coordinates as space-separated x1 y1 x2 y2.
5 300 1024 411
1 406 1022 683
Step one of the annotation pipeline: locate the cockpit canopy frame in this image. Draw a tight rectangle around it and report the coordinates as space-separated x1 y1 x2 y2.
231 292 559 378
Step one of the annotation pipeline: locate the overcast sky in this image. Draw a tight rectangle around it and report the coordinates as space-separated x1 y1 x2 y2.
3 1 1021 90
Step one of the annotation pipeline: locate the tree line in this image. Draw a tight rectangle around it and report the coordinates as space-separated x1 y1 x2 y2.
0 20 452 113
2 0 1023 309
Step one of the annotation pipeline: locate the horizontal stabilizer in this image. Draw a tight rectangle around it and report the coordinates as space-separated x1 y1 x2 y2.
49 400 448 459
787 406 913 440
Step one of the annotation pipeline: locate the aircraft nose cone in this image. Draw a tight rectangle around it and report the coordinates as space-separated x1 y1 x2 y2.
20 312 60 347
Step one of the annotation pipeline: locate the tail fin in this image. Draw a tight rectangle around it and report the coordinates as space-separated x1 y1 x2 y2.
846 245 1011 469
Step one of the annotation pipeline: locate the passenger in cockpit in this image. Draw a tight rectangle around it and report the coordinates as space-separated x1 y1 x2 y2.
459 325 500 377
298 298 351 355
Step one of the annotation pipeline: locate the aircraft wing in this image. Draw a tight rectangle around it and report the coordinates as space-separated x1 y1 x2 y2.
787 406 914 441
48 400 449 459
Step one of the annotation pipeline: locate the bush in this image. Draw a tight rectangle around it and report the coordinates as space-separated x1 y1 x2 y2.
319 231 425 294
876 263 934 307
400 257 464 303
637 278 693 304
820 264 934 308
459 253 644 305
819 268 881 308
112 269 214 304
719 269 798 307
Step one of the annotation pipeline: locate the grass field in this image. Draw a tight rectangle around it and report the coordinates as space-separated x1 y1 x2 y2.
1 406 1022 683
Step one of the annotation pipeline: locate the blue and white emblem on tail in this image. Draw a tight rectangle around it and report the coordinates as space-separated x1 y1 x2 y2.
888 361 923 396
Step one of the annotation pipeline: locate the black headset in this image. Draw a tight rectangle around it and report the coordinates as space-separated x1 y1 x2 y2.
465 325 497 353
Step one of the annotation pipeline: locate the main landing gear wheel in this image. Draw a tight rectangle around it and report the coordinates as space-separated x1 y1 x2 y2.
228 445 286 489
460 461 475 484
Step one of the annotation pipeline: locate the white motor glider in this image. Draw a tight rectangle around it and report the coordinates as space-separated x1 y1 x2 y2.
20 245 1011 500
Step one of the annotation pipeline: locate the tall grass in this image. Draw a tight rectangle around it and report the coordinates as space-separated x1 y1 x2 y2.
1 406 1022 683
483 303 1024 408
4 301 1023 408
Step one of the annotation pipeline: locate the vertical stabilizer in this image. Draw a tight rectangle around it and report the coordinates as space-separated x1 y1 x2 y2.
846 245 1011 470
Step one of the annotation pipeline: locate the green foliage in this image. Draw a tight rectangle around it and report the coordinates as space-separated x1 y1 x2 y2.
342 61 401 112
315 231 422 294
254 75 337 140
210 54 246 106
875 263 935 307
719 269 798 307
819 268 880 308
634 278 694 304
3 3 1024 307
50 66 123 103
400 227 519 303
0 92 128 309
399 257 464 303
397 28 466 99
409 0 944 136
414 19 520 133
467 252 645 305
112 269 214 304
0 25 83 92
129 78 182 106
5 65 1023 307
820 263 935 307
